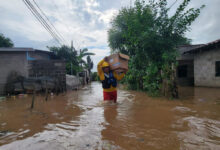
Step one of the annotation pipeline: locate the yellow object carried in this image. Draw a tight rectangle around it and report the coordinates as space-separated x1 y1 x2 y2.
102 61 109 68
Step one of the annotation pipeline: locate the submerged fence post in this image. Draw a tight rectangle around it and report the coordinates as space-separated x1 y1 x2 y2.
31 88 36 109
45 80 48 101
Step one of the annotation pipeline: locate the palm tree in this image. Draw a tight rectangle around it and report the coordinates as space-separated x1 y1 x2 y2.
86 55 94 76
48 45 95 75
77 48 95 70
48 45 79 75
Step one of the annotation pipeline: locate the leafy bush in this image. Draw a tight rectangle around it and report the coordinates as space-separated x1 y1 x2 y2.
108 0 204 97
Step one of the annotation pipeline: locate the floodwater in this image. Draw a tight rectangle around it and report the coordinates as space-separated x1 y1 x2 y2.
0 82 220 150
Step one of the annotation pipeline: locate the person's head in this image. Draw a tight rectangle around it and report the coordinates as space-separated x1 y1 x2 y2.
103 67 110 73
102 61 110 73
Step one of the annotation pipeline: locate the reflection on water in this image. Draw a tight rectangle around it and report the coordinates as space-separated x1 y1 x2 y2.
0 82 220 150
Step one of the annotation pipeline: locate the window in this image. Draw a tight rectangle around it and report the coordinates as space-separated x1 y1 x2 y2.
215 61 220 77
178 65 187 78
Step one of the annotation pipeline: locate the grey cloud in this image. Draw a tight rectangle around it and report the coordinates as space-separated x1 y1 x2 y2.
0 26 58 50
83 11 92 22
85 36 97 43
68 0 105 30
186 0 220 44
1 0 219 66
97 0 130 11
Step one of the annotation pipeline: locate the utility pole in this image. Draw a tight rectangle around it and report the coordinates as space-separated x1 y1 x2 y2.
71 40 73 51
71 40 73 75
70 63 73 75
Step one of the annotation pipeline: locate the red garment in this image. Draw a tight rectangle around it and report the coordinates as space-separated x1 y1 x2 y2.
103 91 117 103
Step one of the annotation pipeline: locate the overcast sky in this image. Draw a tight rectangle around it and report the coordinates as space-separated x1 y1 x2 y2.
0 0 219 71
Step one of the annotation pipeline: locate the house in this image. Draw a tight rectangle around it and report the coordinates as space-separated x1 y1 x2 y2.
177 39 220 87
0 47 66 95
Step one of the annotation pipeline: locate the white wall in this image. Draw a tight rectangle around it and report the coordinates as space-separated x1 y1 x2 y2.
194 48 220 87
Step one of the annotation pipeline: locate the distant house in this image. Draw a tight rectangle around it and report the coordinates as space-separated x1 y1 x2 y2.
0 47 66 95
177 39 220 87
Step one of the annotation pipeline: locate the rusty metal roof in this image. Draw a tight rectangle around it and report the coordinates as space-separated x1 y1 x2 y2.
178 44 204 54
183 39 220 54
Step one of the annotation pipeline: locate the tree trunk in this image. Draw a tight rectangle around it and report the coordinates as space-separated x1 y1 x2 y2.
171 63 178 98
45 80 48 101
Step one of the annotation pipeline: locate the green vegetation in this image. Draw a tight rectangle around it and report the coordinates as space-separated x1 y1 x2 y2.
48 45 95 75
0 33 14 47
86 55 94 77
91 72 99 81
108 0 204 97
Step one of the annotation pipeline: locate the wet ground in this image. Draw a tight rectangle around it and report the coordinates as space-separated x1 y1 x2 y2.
0 82 220 150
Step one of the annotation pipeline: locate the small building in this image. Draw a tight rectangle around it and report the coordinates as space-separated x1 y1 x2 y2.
78 69 90 85
0 47 66 95
177 39 220 87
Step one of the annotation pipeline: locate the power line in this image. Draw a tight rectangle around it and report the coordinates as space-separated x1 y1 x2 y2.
24 0 62 45
22 0 63 45
32 0 68 44
26 0 64 44
169 0 178 10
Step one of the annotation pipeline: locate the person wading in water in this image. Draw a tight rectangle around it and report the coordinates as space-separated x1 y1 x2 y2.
97 58 125 103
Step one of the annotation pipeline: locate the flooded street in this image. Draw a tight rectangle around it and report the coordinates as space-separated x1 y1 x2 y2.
0 82 220 150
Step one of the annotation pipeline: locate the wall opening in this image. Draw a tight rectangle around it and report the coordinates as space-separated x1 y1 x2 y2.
177 60 194 86
178 65 188 78
215 61 220 77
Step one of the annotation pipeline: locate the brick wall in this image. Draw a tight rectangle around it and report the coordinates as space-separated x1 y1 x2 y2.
28 60 66 91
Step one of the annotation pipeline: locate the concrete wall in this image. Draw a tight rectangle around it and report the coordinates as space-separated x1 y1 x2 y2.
28 60 66 91
77 70 90 85
66 75 81 90
194 48 220 87
0 52 28 94
29 51 50 60
0 50 58 95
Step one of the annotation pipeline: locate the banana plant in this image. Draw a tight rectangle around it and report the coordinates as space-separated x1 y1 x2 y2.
77 48 95 70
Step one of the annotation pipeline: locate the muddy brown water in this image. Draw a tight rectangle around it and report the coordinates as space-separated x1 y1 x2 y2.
0 82 220 150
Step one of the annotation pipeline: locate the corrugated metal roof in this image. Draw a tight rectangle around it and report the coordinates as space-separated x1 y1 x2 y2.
0 47 34 52
35 49 53 54
0 47 52 53
178 44 204 54
183 39 220 54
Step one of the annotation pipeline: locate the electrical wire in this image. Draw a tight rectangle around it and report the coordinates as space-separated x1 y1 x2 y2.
169 0 178 9
23 0 63 45
24 0 62 45
26 0 63 44
32 0 68 44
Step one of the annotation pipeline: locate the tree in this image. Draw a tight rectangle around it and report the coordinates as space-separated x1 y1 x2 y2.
48 45 79 75
48 46 95 75
108 0 204 97
86 55 94 75
77 48 95 69
91 72 99 81
0 33 14 47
